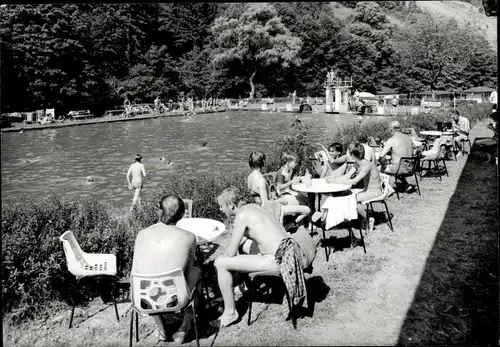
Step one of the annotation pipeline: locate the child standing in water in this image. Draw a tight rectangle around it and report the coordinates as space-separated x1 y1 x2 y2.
127 154 147 212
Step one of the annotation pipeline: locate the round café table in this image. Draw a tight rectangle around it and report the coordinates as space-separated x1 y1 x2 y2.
176 217 226 244
176 217 226 308
293 179 353 260
292 179 352 211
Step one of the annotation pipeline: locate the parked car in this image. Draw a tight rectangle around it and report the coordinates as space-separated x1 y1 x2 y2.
68 110 93 120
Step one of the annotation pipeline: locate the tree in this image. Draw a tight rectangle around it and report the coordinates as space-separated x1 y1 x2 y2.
340 2 397 92
394 12 495 93
274 2 344 96
210 3 302 99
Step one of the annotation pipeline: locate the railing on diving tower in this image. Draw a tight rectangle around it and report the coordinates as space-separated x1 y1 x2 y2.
324 77 353 89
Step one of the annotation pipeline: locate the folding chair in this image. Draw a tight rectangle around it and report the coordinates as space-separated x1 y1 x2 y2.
59 230 119 329
129 270 202 347
245 227 316 329
384 156 421 200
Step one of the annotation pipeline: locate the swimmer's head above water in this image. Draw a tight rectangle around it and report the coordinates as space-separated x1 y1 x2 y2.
135 154 142 163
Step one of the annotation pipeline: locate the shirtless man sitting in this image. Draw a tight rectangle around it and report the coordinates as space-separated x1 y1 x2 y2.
127 154 146 212
214 186 313 328
131 195 201 343
378 121 414 191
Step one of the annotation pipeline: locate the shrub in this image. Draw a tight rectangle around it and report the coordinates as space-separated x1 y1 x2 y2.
2 104 492 323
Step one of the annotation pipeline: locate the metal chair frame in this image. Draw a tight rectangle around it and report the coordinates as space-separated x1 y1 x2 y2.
420 145 449 181
384 156 421 200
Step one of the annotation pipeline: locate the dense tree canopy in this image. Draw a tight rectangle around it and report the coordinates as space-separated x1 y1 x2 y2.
0 2 496 115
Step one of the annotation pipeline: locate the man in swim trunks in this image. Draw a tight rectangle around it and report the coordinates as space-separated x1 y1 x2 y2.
214 186 310 328
378 121 414 191
127 154 147 212
131 195 201 343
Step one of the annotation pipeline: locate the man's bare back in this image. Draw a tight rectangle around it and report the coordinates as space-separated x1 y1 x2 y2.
132 223 196 275
236 204 287 255
383 132 413 166
128 162 146 188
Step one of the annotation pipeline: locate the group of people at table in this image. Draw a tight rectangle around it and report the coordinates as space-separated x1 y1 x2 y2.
130 109 471 343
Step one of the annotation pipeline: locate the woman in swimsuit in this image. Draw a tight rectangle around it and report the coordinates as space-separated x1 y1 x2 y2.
247 151 310 218
326 142 381 233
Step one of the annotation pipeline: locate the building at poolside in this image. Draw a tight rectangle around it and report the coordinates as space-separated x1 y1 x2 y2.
415 90 458 106
463 86 496 104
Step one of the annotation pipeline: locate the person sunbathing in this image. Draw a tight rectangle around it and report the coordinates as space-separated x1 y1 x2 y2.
326 142 383 233
247 151 310 218
214 186 310 328
378 121 414 191
131 195 201 343
276 152 310 207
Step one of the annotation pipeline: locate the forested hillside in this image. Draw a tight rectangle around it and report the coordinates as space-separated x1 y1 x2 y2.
0 2 496 115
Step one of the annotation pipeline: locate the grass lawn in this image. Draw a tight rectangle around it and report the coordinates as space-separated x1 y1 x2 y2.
3 121 498 346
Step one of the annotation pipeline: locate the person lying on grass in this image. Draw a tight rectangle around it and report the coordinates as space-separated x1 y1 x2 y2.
131 195 202 344
213 186 310 328
326 142 388 233
247 150 310 218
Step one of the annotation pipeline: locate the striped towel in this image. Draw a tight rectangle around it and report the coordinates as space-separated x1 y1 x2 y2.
275 238 308 312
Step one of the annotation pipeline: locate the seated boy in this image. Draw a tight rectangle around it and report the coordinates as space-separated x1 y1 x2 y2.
214 186 311 328
131 195 201 343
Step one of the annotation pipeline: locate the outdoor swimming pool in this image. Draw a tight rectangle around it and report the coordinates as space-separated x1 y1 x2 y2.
1 111 373 207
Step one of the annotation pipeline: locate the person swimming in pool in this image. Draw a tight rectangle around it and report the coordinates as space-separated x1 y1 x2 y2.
127 154 147 212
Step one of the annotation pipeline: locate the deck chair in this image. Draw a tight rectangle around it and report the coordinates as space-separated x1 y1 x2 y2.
384 157 421 200
245 227 316 329
129 270 202 347
59 230 119 328
361 176 394 233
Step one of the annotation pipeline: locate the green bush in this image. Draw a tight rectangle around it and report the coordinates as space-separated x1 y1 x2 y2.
1 104 492 323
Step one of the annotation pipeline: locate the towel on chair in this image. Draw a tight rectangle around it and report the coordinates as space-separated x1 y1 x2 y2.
275 237 308 313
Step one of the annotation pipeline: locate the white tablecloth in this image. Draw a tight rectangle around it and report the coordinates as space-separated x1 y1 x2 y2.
321 193 358 230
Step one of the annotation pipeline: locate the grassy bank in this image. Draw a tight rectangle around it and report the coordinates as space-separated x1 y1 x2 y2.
2 104 492 325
